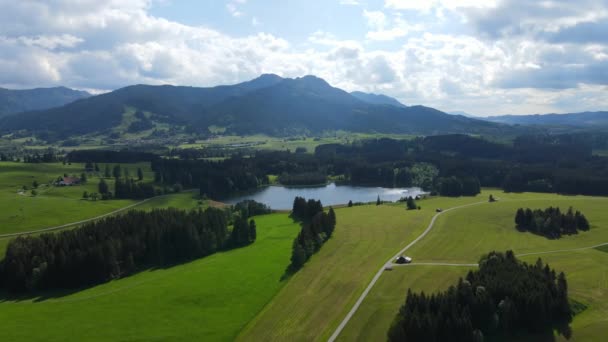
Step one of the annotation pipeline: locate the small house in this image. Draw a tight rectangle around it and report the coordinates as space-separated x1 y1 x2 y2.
57 176 81 186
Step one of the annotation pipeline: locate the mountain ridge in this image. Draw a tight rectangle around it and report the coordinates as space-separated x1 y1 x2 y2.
485 111 608 127
0 86 91 117
0 75 515 140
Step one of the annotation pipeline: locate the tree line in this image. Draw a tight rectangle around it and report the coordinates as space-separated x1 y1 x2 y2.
515 207 590 238
0 207 257 293
388 251 573 341
67 150 157 163
289 197 337 272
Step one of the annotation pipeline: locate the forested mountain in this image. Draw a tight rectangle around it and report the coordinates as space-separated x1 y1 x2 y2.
0 74 513 139
0 86 90 117
350 91 406 108
485 111 608 127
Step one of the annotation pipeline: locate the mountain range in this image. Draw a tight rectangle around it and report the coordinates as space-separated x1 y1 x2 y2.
0 87 90 117
485 111 608 127
0 74 510 140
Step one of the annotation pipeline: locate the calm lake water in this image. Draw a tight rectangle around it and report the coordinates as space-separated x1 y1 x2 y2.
225 183 427 210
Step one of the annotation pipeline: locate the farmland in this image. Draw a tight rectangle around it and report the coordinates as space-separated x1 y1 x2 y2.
1 161 607 341
0 213 299 341
337 192 608 341
0 162 159 235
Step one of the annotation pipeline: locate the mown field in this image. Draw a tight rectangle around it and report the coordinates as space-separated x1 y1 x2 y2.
0 161 154 235
0 213 299 341
237 194 489 342
179 132 416 153
338 191 608 341
2 160 607 342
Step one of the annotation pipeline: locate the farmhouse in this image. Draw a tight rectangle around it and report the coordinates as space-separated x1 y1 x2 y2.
57 176 81 186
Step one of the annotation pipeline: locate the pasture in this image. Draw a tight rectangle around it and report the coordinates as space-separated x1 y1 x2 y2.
0 213 299 341
239 203 442 341
0 161 153 235
338 191 608 341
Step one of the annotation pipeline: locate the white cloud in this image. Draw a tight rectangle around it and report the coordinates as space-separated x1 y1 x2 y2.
0 0 606 115
226 3 244 17
363 10 423 41
384 0 498 11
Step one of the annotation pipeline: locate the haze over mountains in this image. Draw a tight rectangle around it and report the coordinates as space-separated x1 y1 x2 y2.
0 74 509 140
485 112 608 127
0 87 90 117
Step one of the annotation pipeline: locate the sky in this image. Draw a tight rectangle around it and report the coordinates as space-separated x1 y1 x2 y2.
0 0 607 116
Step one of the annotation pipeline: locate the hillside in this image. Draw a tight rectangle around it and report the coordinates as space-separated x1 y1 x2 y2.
350 91 406 108
0 87 90 117
485 111 608 127
0 75 513 140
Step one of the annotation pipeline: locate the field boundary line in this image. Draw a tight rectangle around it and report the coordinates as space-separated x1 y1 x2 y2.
516 242 608 257
395 262 479 267
0 189 197 239
327 199 488 342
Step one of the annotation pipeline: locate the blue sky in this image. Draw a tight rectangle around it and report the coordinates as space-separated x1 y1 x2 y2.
1 0 607 115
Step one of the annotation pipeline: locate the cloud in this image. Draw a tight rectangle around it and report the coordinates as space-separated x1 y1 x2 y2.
0 0 606 115
339 0 360 5
363 10 422 41
226 3 243 17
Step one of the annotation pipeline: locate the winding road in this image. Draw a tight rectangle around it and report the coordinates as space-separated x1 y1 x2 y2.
328 199 488 342
327 198 608 341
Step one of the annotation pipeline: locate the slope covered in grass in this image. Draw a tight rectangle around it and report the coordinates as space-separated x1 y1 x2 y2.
0 213 299 341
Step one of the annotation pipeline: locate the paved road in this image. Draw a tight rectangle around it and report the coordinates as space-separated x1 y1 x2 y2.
327 200 488 342
0 189 197 239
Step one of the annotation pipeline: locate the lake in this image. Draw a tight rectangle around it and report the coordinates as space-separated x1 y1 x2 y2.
225 183 427 210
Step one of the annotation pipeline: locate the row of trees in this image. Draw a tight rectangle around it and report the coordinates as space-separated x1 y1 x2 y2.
0 207 256 292
289 197 337 272
437 176 481 197
152 158 268 199
232 200 272 218
66 150 157 163
388 251 573 341
277 172 327 186
515 207 590 238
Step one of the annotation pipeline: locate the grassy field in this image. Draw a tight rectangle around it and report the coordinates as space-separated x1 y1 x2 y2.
0 161 155 235
179 132 416 153
0 213 299 341
237 198 489 341
337 191 608 341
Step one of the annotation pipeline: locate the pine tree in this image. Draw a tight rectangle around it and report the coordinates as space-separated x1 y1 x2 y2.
348 200 353 207
249 219 257 242
406 197 417 210
112 165 122 179
137 167 144 181
515 208 526 228
290 240 307 270
98 179 109 194
328 207 337 230
376 195 381 205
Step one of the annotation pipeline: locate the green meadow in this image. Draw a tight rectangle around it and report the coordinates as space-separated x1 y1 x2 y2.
0 161 154 235
238 204 438 341
1 160 607 342
338 191 608 341
0 213 299 342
